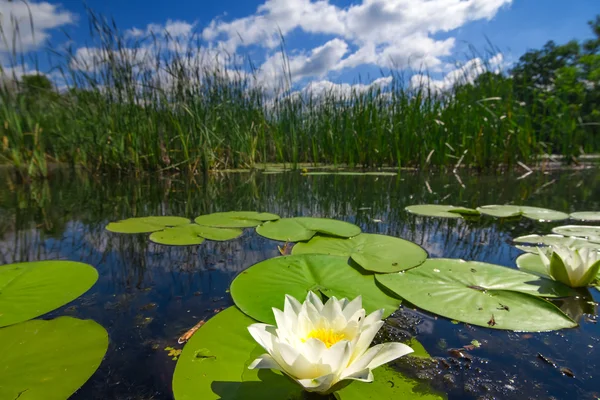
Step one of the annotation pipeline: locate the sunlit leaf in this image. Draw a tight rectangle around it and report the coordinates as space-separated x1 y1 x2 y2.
377 259 577 331
0 317 108 400
292 233 427 273
0 261 98 327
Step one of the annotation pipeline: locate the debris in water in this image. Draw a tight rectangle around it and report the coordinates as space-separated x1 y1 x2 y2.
537 353 557 368
178 319 206 344
560 367 575 378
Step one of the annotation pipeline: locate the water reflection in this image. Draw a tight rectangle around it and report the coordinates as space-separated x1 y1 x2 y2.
0 168 599 399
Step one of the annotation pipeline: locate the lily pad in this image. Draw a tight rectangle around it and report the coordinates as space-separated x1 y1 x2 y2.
173 306 303 400
376 259 577 331
513 234 600 253
335 365 445 400
476 205 569 221
292 234 427 273
106 216 191 233
256 218 361 242
230 254 401 324
552 225 600 241
570 211 600 221
194 212 279 228
0 317 108 400
515 253 548 277
149 224 243 245
405 205 480 219
0 261 98 327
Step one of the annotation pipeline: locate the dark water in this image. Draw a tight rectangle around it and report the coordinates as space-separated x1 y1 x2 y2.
1 168 600 400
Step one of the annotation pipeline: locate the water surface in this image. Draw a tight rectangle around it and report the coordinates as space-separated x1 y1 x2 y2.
1 169 599 399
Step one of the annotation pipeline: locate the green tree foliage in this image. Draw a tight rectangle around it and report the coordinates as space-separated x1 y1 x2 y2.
511 16 600 158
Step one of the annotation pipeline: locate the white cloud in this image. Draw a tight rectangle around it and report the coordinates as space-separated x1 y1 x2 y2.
301 76 393 98
0 1 74 52
410 53 503 92
258 38 348 85
126 20 196 40
203 0 512 79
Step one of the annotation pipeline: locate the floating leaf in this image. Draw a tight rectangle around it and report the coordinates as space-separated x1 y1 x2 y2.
106 216 191 233
515 253 549 277
194 211 279 228
570 211 600 222
513 234 600 253
552 225 600 241
335 365 445 400
230 254 401 324
172 306 303 400
256 217 361 242
0 317 108 400
405 205 480 218
376 259 577 331
0 261 98 327
477 205 568 221
292 233 427 273
149 224 243 246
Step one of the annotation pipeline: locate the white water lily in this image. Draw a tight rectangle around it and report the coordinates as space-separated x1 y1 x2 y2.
247 292 413 393
538 245 600 288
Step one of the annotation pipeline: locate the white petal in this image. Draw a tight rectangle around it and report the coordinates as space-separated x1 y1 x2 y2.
362 309 384 327
321 340 352 375
247 324 277 353
248 353 282 371
340 368 374 382
322 296 343 322
537 247 551 270
342 295 363 320
284 294 303 315
273 341 302 367
273 308 292 334
306 291 324 311
343 343 413 378
297 373 337 393
349 320 384 363
298 338 328 363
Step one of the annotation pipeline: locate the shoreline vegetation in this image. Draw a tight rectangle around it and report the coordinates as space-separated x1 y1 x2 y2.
1 11 599 179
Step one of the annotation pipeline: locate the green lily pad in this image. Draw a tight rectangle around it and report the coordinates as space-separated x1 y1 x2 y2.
0 316 108 400
405 205 480 218
552 225 600 241
476 205 568 221
256 218 361 242
149 224 243 245
515 253 548 277
513 234 600 253
0 261 98 327
335 365 445 400
230 254 401 324
194 212 279 228
292 234 427 273
570 211 600 221
173 306 303 400
106 216 191 233
376 259 577 331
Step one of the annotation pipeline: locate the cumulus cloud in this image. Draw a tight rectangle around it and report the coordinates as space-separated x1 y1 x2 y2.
258 38 348 85
410 53 504 92
203 0 512 80
301 76 393 98
0 1 74 52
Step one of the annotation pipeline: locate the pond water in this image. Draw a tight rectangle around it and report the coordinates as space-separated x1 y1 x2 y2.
1 168 599 400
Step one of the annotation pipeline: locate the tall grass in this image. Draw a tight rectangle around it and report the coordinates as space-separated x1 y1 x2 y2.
0 10 594 178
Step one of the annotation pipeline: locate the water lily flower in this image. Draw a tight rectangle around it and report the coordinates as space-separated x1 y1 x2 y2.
247 292 413 394
538 245 600 288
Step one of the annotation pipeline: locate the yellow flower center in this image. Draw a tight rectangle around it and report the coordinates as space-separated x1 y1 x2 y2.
304 328 346 348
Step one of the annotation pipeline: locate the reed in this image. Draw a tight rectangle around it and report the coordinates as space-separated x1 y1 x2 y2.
0 10 595 178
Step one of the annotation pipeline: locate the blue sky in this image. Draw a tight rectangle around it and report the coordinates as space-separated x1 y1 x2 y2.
1 0 599 92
